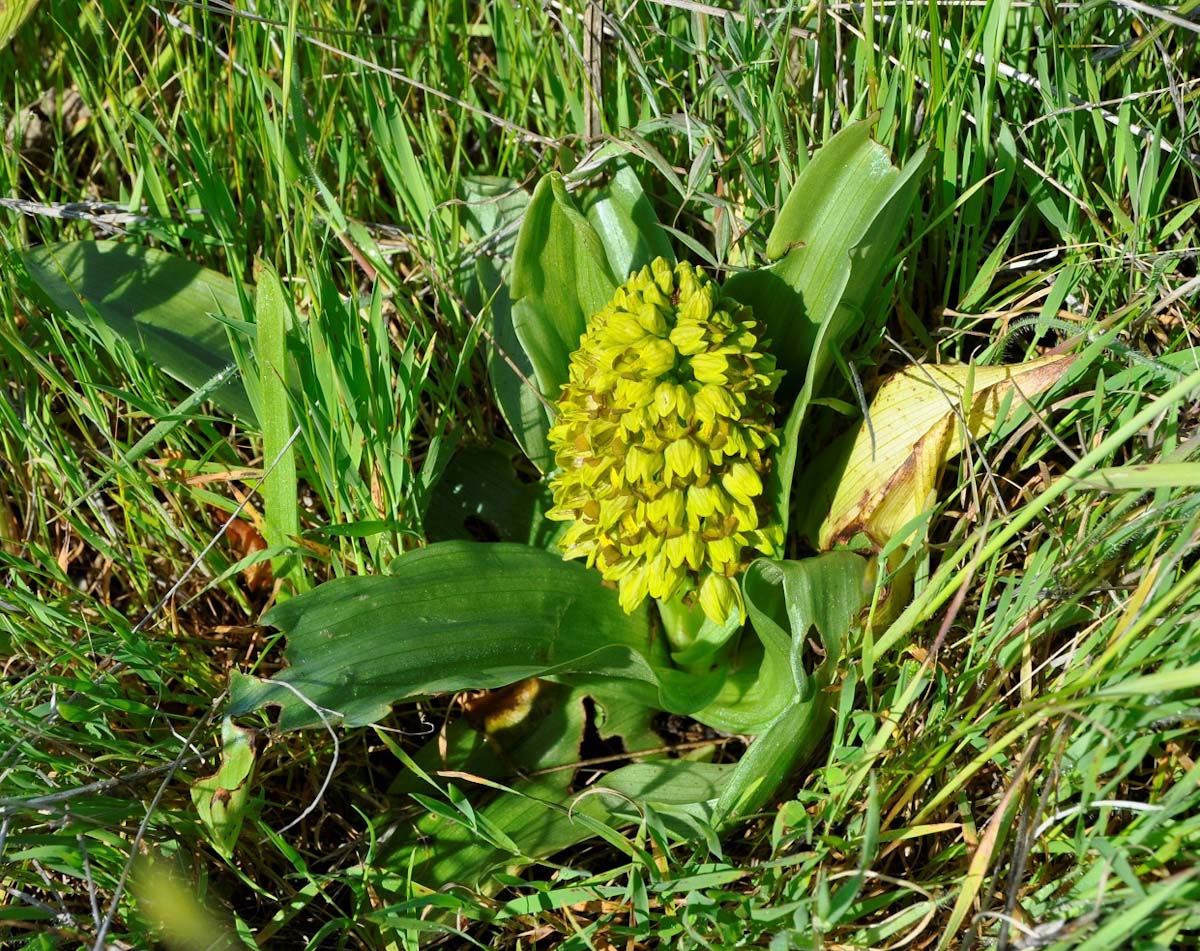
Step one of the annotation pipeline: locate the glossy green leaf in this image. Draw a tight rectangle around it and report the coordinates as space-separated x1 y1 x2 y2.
492 164 671 471
422 443 558 548
712 691 830 826
255 262 303 588
488 269 555 472
20 240 254 421
695 551 868 735
387 681 586 800
577 160 675 281
386 677 702 891
390 546 869 890
229 541 724 730
398 758 732 892
457 177 553 471
704 551 869 815
746 552 868 687
510 174 617 411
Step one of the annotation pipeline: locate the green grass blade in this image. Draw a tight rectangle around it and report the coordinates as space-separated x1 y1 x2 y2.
0 0 36 48
254 262 304 591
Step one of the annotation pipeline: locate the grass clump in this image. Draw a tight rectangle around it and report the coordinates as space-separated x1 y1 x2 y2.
2 1 1199 948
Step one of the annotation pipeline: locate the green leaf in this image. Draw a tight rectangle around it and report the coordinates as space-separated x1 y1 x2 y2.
422 442 558 548
724 123 926 534
387 681 587 799
679 551 867 735
489 163 670 472
229 541 723 730
384 677 712 893
20 240 255 421
745 552 868 685
254 262 304 589
456 177 553 470
701 551 869 802
487 269 555 472
576 160 675 281
397 758 732 892
510 174 617 414
189 718 256 860
712 694 829 827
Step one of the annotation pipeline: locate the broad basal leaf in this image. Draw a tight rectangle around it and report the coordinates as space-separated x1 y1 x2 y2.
725 120 927 397
457 177 554 471
576 159 675 281
387 676 714 891
501 163 671 472
387 680 586 800
20 240 254 421
708 551 869 820
229 541 725 730
422 442 558 549
819 354 1076 550
394 758 733 893
694 551 868 735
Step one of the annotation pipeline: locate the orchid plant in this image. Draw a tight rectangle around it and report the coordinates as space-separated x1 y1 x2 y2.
223 119 1075 892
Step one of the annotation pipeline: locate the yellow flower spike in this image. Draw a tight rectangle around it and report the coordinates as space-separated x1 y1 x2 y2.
685 484 725 521
694 383 740 422
706 535 739 570
647 491 684 527
673 383 693 419
547 258 782 624
639 338 678 377
653 381 677 418
618 571 650 613
664 437 705 483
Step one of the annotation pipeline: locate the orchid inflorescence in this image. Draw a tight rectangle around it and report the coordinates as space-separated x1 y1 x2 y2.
547 257 784 624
